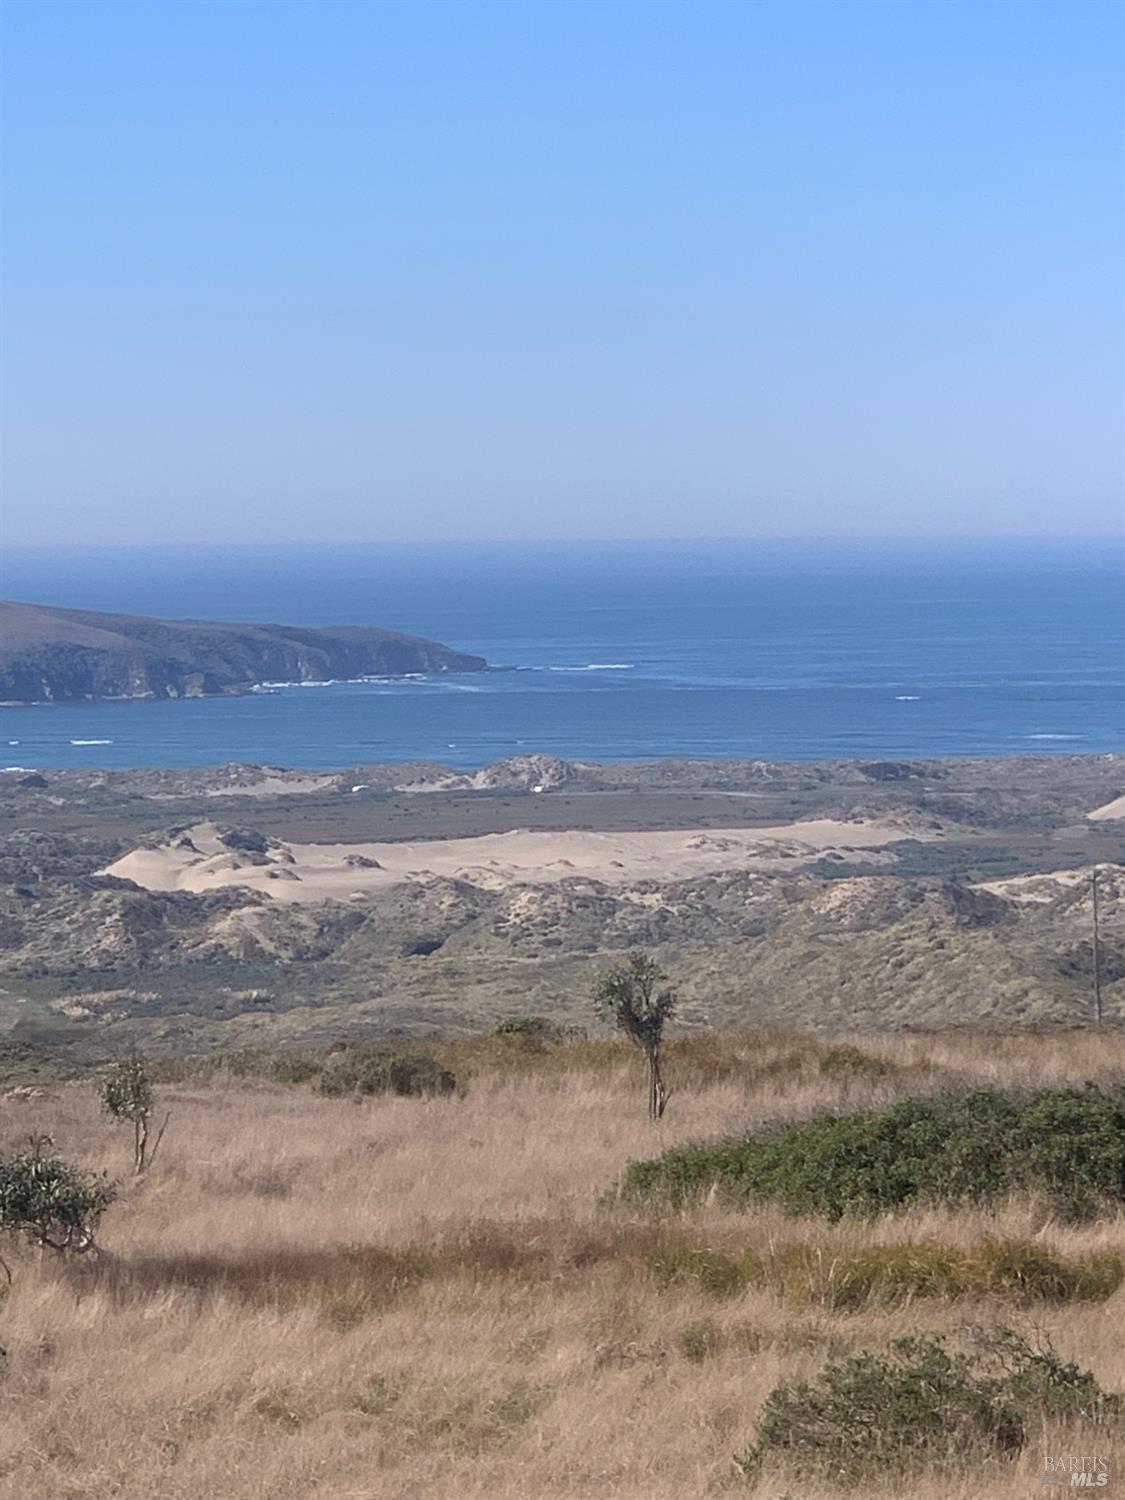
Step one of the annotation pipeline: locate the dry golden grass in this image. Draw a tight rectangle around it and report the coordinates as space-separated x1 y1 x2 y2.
1 1030 1123 1499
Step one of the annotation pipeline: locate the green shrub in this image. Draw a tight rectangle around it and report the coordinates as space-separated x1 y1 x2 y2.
389 1054 457 1098
621 1085 1125 1221
267 1053 322 1086
318 1047 456 1099
495 1014 558 1038
493 1016 559 1043
0 1136 116 1252
738 1327 1122 1482
317 1049 393 1096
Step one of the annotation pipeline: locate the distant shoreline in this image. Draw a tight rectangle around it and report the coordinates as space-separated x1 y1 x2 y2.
2 748 1122 797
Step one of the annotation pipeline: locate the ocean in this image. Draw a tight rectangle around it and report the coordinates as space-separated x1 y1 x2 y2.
1 539 1122 771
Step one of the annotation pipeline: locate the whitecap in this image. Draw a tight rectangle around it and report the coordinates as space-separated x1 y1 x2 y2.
894 695 921 701
7 740 18 745
1027 733 1081 741
548 662 635 672
2 766 35 773
70 739 113 746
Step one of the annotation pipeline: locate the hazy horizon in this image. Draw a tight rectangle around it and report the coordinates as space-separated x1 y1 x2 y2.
1 0 1122 547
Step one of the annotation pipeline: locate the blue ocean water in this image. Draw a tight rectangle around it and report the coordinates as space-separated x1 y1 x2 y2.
0 540 1121 770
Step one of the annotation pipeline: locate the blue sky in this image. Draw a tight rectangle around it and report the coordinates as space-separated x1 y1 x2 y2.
1 0 1121 545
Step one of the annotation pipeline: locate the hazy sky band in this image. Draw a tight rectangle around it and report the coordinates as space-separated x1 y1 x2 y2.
0 0 1121 544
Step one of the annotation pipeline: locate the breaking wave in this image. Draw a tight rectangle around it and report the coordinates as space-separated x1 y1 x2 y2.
547 663 635 672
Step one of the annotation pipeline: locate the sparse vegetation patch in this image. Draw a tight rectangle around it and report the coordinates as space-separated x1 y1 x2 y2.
645 1236 1124 1307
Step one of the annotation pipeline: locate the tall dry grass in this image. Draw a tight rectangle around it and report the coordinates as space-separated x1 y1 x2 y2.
0 1030 1123 1499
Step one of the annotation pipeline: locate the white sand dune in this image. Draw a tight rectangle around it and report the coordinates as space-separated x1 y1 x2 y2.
103 817 916 905
976 869 1092 904
1088 794 1125 822
975 864 1123 905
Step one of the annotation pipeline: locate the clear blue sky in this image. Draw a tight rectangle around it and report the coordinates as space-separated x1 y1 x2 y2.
1 0 1121 545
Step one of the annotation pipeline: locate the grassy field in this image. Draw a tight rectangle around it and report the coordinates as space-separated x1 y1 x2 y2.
1 1030 1123 1498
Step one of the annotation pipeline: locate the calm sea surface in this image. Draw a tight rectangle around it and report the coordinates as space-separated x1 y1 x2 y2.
1 540 1121 770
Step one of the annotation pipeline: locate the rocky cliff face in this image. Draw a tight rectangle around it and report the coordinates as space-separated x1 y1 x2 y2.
0 601 489 703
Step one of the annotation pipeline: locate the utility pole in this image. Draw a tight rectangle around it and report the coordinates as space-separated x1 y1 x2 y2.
1092 867 1103 1026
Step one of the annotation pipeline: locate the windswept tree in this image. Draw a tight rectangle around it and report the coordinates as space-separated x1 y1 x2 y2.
0 1135 115 1259
594 952 677 1119
98 1058 169 1175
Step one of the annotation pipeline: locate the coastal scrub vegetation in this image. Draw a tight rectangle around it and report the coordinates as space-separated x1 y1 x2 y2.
621 1084 1125 1220
315 1045 457 1099
0 1028 1123 1499
739 1326 1122 1482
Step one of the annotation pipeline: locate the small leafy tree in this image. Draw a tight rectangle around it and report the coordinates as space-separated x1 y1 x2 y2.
0 1135 115 1256
594 952 677 1119
98 1058 169 1174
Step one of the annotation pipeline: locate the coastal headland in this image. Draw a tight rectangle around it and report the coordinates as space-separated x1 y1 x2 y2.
0 599 489 703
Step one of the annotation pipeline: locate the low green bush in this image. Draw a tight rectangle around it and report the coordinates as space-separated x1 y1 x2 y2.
318 1046 456 1098
389 1054 457 1098
493 1016 560 1042
621 1085 1125 1220
0 1136 116 1252
267 1053 322 1085
738 1327 1122 1482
